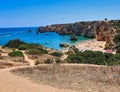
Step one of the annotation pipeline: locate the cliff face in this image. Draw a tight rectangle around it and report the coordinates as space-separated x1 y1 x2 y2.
37 21 96 38
94 21 115 49
37 20 118 49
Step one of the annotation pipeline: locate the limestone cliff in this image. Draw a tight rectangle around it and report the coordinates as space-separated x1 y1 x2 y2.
37 20 119 49
37 21 96 38
94 21 115 49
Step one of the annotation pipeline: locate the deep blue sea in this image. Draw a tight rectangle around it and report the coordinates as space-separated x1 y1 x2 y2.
0 27 90 50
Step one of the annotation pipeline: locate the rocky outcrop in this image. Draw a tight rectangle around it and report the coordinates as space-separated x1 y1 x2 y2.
59 43 70 47
68 45 79 53
94 21 115 49
37 21 96 38
37 20 119 49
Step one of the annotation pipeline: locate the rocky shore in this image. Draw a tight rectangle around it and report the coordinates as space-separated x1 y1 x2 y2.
37 20 118 37
37 21 96 38
37 19 120 49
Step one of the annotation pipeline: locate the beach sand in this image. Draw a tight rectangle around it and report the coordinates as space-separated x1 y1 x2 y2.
75 39 106 52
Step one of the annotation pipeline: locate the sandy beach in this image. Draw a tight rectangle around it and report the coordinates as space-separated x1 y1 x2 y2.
75 39 106 52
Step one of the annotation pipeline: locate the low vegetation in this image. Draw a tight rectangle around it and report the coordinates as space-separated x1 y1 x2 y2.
4 39 27 48
28 49 44 55
44 59 54 64
50 52 63 57
113 33 120 44
3 38 120 66
18 45 28 50
4 39 48 55
27 47 48 55
8 51 24 57
113 32 120 54
55 59 62 64
66 50 120 65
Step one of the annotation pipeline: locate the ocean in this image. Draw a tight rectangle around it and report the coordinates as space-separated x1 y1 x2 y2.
0 27 90 50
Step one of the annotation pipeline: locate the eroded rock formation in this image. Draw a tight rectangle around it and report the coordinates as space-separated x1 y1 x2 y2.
37 20 118 49
59 43 70 47
37 21 96 38
94 21 115 49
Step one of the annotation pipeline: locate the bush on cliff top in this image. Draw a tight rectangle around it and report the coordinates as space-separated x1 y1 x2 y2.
66 50 120 65
27 48 48 55
4 39 48 54
66 51 105 65
51 52 63 57
113 33 120 44
5 39 26 48
18 45 28 50
4 39 44 49
8 51 24 57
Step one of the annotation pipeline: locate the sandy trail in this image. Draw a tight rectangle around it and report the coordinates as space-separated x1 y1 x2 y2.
0 50 75 92
0 67 75 92
22 51 35 66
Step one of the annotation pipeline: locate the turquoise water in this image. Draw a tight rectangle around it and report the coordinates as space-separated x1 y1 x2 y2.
0 27 90 50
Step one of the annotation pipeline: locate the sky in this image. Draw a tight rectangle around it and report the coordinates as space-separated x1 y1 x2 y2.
0 0 120 27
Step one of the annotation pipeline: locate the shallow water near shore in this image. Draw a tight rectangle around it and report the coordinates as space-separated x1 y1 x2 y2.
0 27 90 50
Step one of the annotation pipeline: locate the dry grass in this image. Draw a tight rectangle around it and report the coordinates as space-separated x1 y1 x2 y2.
12 64 120 92
0 61 13 68
27 54 59 64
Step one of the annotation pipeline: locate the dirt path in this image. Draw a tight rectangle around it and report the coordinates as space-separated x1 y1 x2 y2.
22 51 35 66
0 50 75 92
0 67 75 92
61 54 68 60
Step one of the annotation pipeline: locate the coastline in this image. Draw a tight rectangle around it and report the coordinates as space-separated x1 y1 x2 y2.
75 39 106 52
0 39 106 53
0 27 90 50
61 39 106 53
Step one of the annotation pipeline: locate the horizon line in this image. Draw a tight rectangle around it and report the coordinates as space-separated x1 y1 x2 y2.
0 18 120 28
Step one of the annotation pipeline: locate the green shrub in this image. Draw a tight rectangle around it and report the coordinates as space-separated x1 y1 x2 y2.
104 53 114 65
36 47 48 54
18 45 28 50
66 50 120 65
66 54 84 63
83 51 105 65
44 59 54 64
27 49 42 55
66 51 105 65
116 47 120 53
113 53 120 65
51 52 63 57
5 39 26 48
113 33 120 44
27 44 40 49
28 48 48 55
8 51 24 57
55 59 62 63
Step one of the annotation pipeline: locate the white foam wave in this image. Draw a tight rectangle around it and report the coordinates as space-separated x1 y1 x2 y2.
0 33 18 38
